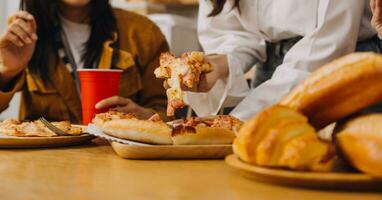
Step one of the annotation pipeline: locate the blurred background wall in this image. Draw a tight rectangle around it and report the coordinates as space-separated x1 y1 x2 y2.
0 0 20 30
0 0 200 120
0 0 21 120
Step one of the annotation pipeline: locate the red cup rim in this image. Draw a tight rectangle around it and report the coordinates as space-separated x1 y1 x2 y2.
77 69 123 72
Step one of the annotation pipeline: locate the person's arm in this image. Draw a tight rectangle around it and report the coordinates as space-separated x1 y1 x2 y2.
185 0 266 116
231 0 365 120
0 11 37 112
0 11 36 87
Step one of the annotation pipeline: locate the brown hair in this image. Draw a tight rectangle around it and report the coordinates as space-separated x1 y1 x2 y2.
208 0 240 17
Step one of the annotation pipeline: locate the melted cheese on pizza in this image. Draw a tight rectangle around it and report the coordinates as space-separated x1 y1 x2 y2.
154 51 212 116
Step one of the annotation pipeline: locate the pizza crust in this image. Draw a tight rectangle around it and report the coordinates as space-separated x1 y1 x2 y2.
172 126 235 145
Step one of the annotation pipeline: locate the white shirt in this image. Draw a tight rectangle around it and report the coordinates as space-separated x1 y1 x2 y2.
60 16 91 69
185 0 376 121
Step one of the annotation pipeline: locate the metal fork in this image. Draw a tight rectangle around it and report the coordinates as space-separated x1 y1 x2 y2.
39 117 72 136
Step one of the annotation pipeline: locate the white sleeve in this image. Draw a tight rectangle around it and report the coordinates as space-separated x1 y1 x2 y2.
231 0 365 120
185 0 266 117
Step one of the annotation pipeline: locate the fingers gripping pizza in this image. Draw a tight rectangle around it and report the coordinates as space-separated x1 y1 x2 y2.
154 52 213 116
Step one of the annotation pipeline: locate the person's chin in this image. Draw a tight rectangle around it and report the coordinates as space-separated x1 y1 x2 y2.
60 0 91 8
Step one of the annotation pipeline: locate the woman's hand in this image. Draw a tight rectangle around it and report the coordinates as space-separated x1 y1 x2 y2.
371 0 382 35
0 11 37 85
95 96 155 120
197 54 229 92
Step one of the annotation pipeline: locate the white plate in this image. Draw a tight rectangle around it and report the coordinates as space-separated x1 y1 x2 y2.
87 124 151 146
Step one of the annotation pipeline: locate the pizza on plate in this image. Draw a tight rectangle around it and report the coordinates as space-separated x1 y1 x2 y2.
0 119 83 137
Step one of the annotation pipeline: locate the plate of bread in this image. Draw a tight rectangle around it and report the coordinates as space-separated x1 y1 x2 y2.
87 111 242 159
226 53 382 190
0 119 93 148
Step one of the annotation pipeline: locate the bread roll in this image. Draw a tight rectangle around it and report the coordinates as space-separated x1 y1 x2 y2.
234 105 335 171
172 126 235 145
102 118 173 145
280 53 382 129
169 115 240 145
233 106 307 164
278 132 335 172
335 114 382 177
255 121 312 166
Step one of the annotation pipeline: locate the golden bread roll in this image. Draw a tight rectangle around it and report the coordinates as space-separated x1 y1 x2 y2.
255 120 315 166
233 106 307 164
171 126 235 145
278 133 335 172
170 115 241 145
335 114 382 177
234 105 335 171
102 118 173 145
280 53 382 129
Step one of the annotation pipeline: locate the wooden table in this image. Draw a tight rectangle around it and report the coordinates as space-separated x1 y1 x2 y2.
0 140 381 200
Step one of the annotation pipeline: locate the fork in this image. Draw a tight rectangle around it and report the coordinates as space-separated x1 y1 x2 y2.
39 117 72 136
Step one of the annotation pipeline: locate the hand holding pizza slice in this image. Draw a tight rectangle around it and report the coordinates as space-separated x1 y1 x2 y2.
154 51 213 116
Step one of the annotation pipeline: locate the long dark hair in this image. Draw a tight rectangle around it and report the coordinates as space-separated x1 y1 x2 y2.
20 0 118 81
208 0 240 17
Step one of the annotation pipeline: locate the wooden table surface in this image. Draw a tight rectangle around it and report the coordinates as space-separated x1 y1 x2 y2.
0 140 381 200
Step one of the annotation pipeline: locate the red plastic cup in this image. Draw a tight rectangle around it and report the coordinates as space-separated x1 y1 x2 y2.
77 69 122 125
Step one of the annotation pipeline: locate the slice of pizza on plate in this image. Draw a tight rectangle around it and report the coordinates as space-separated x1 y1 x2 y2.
0 119 83 137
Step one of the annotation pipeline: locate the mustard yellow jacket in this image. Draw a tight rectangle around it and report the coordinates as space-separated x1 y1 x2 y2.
0 9 168 123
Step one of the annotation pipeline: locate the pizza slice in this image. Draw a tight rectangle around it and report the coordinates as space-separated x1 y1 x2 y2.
0 119 83 137
154 51 213 116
